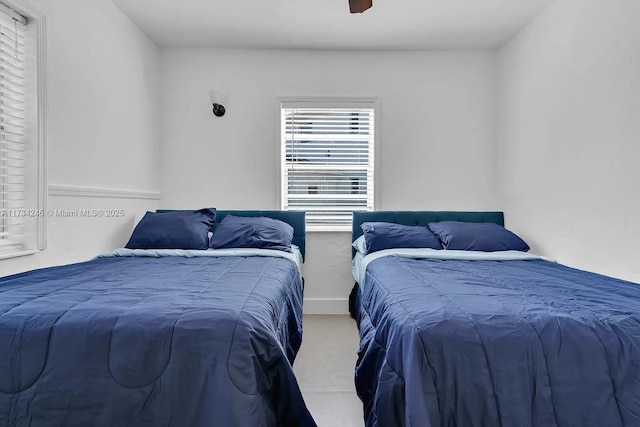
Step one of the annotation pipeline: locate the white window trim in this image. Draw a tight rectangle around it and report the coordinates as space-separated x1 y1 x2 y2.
1 0 47 257
277 96 380 232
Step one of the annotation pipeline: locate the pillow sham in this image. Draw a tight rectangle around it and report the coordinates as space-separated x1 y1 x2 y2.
210 215 294 252
360 222 442 254
125 208 216 250
427 221 530 252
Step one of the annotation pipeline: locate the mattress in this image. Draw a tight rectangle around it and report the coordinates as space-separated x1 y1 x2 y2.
352 251 640 427
0 250 315 426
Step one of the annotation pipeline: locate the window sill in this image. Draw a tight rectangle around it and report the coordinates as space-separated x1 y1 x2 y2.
0 249 39 261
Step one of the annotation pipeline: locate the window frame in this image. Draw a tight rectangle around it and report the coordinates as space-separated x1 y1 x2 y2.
0 0 47 259
278 97 379 232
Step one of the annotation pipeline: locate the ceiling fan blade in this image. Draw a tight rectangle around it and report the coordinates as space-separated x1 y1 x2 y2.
349 0 372 13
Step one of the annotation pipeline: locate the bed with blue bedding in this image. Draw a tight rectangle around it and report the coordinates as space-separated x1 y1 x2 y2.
350 211 640 427
0 210 316 427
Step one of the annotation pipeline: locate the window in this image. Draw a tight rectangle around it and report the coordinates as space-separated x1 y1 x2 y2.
280 99 376 231
0 0 46 259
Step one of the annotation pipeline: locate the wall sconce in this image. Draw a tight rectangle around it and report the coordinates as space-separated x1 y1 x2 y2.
208 89 228 117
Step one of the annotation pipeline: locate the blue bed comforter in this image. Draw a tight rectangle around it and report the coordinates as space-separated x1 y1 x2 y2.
0 255 316 426
354 257 640 427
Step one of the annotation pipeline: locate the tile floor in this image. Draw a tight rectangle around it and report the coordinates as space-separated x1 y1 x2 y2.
294 315 364 427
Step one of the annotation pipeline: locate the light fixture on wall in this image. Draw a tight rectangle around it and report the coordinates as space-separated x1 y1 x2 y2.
208 89 228 117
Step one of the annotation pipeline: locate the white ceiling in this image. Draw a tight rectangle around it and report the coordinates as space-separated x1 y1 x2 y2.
112 0 556 50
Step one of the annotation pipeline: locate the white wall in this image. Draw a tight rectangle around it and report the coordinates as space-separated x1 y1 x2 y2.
0 0 161 276
497 0 640 281
160 48 498 313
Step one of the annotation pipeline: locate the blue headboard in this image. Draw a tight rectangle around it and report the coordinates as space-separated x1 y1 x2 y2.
157 209 306 260
352 211 504 257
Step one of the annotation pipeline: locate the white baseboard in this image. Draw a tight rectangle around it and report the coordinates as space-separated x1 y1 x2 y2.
303 298 349 315
49 184 161 200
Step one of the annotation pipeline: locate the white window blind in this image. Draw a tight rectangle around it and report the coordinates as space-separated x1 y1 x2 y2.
281 100 375 229
0 5 27 253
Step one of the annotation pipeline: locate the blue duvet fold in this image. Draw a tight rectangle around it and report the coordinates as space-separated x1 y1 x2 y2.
355 257 640 427
0 256 316 426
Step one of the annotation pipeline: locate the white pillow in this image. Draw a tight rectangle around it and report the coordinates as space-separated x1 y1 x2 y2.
352 235 367 254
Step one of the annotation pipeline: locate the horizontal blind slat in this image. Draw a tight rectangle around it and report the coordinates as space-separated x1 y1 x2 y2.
0 33 26 51
0 110 25 121
0 52 26 71
0 233 25 240
0 73 25 89
0 65 26 81
0 141 26 150
0 98 25 112
0 91 24 104
0 126 25 137
0 79 25 93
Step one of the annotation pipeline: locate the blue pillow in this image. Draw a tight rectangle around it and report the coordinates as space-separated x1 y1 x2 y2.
428 221 530 252
210 216 294 252
125 208 216 250
360 222 442 254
